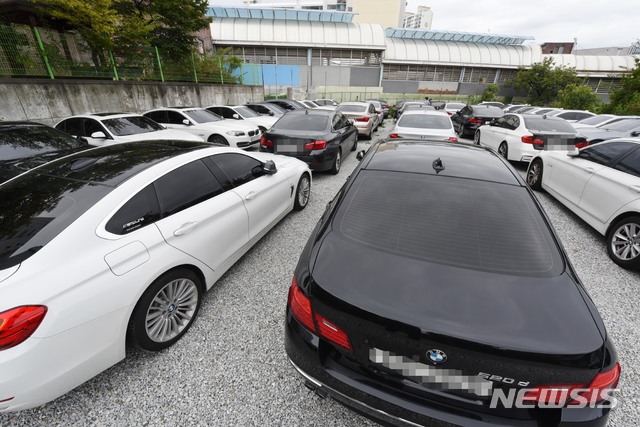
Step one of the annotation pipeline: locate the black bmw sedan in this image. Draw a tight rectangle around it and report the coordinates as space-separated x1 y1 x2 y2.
260 109 358 174
285 140 620 426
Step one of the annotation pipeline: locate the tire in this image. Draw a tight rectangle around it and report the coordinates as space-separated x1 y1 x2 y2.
498 142 508 159
527 159 544 190
293 173 311 211
329 149 342 175
128 268 203 351
366 127 373 140
209 135 229 145
473 130 481 145
606 216 640 269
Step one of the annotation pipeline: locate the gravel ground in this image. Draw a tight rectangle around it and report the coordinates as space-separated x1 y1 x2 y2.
2 122 637 426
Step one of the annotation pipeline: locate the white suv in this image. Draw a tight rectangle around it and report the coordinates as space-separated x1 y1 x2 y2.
144 107 261 149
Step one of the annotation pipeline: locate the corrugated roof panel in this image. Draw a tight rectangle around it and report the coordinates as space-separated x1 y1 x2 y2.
207 7 355 23
544 54 639 75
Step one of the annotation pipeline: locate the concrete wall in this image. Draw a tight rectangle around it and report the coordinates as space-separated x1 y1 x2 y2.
0 79 263 126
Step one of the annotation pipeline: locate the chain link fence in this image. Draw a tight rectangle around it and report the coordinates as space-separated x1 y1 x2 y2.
0 23 234 84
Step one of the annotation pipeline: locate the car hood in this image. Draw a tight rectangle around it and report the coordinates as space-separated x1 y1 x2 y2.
310 231 604 355
245 116 277 129
117 129 203 142
393 126 456 138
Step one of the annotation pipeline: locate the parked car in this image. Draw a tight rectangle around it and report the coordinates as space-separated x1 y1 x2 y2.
0 121 89 183
55 113 203 146
366 99 389 119
578 118 640 144
450 104 504 138
314 99 338 107
266 99 307 111
365 100 385 126
441 102 466 116
527 138 640 268
478 101 505 108
244 102 287 118
396 101 431 119
475 114 586 162
143 107 261 149
503 104 530 113
572 115 637 130
389 110 458 142
286 139 619 427
547 109 596 122
429 100 446 110
335 102 378 139
205 105 277 132
0 140 311 411
259 109 357 174
299 100 320 109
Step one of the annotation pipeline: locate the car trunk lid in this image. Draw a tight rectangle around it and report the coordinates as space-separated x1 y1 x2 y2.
263 130 327 155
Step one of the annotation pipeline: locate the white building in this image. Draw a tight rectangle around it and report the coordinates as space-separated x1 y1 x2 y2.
243 0 351 11
403 6 433 29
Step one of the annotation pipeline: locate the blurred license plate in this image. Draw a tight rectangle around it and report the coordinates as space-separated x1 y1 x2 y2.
277 144 299 153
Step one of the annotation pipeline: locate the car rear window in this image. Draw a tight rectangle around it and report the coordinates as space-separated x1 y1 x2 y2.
272 114 329 132
472 106 504 117
0 125 85 161
523 117 576 133
334 171 563 277
336 105 367 114
397 114 452 129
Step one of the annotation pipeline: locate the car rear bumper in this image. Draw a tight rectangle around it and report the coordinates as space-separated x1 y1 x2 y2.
285 314 611 427
261 147 337 171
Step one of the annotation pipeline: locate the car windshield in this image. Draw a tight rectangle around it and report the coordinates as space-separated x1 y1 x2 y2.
102 116 165 136
336 104 367 114
602 119 640 132
576 115 613 126
184 109 223 123
272 114 329 132
234 107 259 118
334 171 563 277
0 125 85 161
397 114 452 129
523 117 576 133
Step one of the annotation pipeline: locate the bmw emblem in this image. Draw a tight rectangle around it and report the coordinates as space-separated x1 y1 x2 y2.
427 349 447 365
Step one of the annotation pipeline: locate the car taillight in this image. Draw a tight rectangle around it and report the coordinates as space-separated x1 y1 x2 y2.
447 111 453 116
287 278 352 352
303 140 327 150
447 137 458 142
469 117 483 124
260 135 273 149
389 133 400 139
0 305 47 351
356 116 370 122
575 138 589 149
521 135 544 145
522 363 620 406
376 109 382 114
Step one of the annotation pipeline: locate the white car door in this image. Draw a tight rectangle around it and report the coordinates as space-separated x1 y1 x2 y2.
546 141 637 207
578 145 640 225
481 116 508 150
210 152 292 240
153 159 249 271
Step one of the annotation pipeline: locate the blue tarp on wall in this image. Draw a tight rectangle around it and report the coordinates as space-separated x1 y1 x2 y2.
235 64 301 86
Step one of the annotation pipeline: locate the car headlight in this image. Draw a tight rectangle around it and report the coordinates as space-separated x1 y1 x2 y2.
226 131 245 137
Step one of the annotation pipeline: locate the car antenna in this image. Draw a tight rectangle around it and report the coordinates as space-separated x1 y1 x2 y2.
432 157 445 174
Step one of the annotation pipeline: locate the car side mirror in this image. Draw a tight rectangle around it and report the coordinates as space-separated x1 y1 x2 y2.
90 131 107 139
356 150 366 161
268 111 275 116
263 160 277 175
567 150 580 157
233 113 241 120
631 131 640 137
182 119 191 126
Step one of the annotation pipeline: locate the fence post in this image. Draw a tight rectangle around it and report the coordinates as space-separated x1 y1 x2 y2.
154 46 165 82
218 56 224 84
109 51 119 81
32 27 54 79
191 52 198 83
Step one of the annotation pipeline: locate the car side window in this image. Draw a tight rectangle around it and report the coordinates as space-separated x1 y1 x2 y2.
613 147 640 178
58 118 83 136
210 153 265 187
154 160 224 217
85 119 108 138
578 142 638 165
167 111 187 125
220 108 236 119
105 185 161 235
145 111 167 124
332 115 340 130
505 116 519 130
338 114 350 129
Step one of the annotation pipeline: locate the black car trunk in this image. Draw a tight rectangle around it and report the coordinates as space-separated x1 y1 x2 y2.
309 234 605 410
264 130 325 155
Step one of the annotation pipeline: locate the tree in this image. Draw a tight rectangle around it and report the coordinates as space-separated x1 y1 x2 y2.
509 57 580 106
481 84 498 102
605 58 640 115
556 84 601 111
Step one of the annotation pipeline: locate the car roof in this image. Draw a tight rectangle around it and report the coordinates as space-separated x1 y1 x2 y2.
0 121 48 128
340 101 370 106
363 141 521 186
65 113 143 120
400 110 449 117
282 109 333 117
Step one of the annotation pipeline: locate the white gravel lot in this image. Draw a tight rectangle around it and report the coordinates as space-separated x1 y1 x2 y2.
2 122 637 426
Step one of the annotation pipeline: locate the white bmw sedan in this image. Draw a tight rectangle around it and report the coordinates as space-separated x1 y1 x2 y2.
527 138 640 269
389 110 458 142
0 140 311 411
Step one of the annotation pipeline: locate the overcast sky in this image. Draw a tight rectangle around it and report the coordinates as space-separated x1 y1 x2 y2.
408 0 636 48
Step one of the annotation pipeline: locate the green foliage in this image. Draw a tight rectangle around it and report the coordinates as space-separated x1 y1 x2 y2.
555 84 601 111
509 57 580 106
606 58 640 115
481 84 499 102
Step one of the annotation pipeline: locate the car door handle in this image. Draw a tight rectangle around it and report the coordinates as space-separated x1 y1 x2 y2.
245 191 258 200
585 167 595 174
173 221 199 236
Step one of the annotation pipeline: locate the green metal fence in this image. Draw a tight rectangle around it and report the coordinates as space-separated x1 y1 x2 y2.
0 23 233 84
